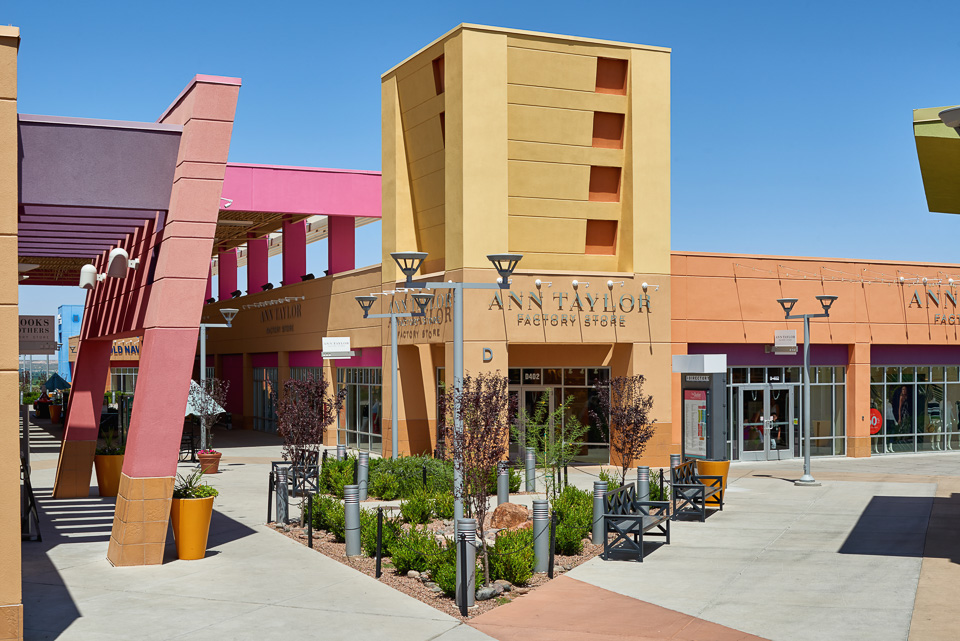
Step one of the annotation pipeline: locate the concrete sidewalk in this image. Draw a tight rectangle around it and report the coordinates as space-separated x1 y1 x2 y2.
20 420 960 640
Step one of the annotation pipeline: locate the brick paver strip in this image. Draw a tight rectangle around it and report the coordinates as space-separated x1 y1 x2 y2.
469 575 768 641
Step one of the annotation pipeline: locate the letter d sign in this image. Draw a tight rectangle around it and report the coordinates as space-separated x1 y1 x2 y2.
482 348 493 363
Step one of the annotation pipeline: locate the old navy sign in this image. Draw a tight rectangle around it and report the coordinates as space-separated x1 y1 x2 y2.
488 289 651 328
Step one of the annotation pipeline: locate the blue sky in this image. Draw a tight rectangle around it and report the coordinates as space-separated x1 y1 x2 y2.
10 0 960 320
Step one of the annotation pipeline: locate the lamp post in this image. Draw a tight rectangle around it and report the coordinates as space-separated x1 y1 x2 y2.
198 307 239 450
776 295 838 486
356 290 435 460
389 251 522 525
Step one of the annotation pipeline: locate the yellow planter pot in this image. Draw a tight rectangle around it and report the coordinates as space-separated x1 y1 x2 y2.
696 459 730 507
170 496 215 560
94 454 124 497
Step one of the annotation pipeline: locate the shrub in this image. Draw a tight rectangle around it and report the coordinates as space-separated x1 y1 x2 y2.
310 494 346 541
321 456 355 498
432 491 455 520
400 490 433 525
390 525 438 574
360 508 400 557
489 527 534 585
598 469 620 491
369 473 400 501
427 542 483 597
552 485 592 555
510 468 522 493
369 455 453 498
649 469 670 501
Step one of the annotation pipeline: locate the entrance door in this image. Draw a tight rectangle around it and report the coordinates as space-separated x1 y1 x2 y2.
510 387 553 462
739 385 794 461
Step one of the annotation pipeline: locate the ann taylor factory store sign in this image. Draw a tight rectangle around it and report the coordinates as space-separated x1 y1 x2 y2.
488 288 652 328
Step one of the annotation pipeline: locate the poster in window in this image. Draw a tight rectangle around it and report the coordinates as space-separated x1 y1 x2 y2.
684 390 707 459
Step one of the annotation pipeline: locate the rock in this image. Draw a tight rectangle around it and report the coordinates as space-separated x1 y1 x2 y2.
424 581 441 592
581 537 592 547
407 570 420 580
490 503 529 530
513 587 531 595
476 584 504 601
493 579 512 592
421 570 432 581
282 525 291 532
563 564 573 571
510 520 533 533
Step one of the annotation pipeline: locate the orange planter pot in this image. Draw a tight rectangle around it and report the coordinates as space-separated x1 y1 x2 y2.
94 454 124 497
170 496 215 560
696 459 730 507
198 452 222 474
50 405 62 423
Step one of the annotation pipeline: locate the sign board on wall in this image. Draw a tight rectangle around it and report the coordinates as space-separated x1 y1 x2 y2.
683 390 707 458
322 336 354 359
774 330 797 348
19 315 56 355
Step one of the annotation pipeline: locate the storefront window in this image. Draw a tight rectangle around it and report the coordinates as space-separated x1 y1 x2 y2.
727 365 845 460
252 367 277 433
870 365 960 455
337 367 382 454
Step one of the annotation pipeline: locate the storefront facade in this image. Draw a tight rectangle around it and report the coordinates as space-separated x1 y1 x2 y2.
201 26 960 468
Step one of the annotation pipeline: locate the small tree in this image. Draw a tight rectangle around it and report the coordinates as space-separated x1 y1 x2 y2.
438 371 514 586
275 374 346 467
515 392 590 501
591 375 656 487
189 378 230 451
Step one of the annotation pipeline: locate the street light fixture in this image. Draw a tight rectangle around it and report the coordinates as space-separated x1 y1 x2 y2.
198 307 241 450
390 251 429 289
777 295 838 486
387 250 523 525
355 290 434 460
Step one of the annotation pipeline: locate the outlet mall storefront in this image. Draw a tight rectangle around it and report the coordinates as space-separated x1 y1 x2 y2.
198 250 960 467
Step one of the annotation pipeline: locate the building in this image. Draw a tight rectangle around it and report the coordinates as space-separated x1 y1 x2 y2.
200 24 960 468
57 304 83 382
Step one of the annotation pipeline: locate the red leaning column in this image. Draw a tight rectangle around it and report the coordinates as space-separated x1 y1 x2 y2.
51 339 112 498
107 75 239 567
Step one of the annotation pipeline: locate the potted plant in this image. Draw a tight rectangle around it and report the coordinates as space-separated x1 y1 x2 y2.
50 390 63 424
188 379 230 474
94 429 124 497
170 469 219 560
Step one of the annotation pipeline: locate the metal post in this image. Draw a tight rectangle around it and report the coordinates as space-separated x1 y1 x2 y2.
637 466 650 502
548 511 557 579
497 462 510 505
637 466 650 516
307 494 314 548
267 471 274 523
525 449 536 492
797 315 819 486
422 464 427 490
375 507 383 578
456 517 476 609
357 451 369 501
337 444 346 461
563 465 568 488
670 453 682 469
453 284 464 527
592 481 608 544
199 325 207 451
344 484 361 556
275 469 289 525
391 314 399 460
533 500 549 573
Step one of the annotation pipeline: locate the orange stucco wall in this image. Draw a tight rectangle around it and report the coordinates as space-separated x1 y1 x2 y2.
672 251 960 458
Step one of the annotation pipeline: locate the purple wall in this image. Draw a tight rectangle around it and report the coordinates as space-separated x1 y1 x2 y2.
251 353 278 368
688 343 849 367
289 350 324 368
871 345 960 365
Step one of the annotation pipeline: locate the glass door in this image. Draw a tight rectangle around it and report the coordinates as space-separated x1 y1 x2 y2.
739 385 794 461
512 387 553 462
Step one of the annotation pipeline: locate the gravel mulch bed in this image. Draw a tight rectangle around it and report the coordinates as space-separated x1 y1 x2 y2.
269 521 602 621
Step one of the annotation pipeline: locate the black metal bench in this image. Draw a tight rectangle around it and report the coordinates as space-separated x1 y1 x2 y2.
671 460 723 522
601 483 670 562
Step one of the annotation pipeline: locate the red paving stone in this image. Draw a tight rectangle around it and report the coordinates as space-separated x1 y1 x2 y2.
469 576 768 641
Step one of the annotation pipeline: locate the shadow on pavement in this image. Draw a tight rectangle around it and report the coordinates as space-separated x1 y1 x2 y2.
839 495 940 560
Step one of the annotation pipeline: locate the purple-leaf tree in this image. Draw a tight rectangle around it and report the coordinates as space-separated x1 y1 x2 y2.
188 378 230 451
438 371 515 586
591 375 656 487
275 374 347 467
